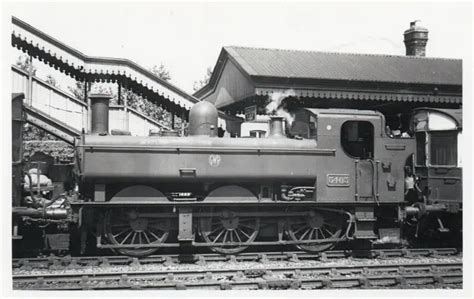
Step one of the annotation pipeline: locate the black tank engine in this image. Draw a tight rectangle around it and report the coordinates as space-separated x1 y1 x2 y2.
12 94 462 256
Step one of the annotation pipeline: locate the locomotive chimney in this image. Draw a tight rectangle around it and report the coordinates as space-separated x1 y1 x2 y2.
89 93 111 135
404 20 429 57
268 116 285 138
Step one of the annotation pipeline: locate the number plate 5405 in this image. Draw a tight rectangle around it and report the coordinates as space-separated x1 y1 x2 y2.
327 174 350 187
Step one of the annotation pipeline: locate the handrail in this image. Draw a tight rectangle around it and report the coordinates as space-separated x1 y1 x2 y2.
12 65 87 107
109 105 171 130
12 65 169 131
23 104 80 145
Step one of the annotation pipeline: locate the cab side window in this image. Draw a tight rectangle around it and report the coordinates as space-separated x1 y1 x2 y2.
341 121 374 159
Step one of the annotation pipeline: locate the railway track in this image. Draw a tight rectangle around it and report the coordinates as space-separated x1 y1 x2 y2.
13 260 462 290
13 248 462 290
13 247 460 270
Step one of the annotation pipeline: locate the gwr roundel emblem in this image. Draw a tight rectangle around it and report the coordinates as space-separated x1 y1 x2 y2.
208 154 221 167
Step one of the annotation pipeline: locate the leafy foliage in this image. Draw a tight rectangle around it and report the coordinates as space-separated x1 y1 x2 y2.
23 123 57 142
21 124 74 162
64 63 180 129
16 55 37 76
150 64 171 82
45 75 58 87
23 140 74 162
193 67 213 91
68 81 87 101
17 55 181 162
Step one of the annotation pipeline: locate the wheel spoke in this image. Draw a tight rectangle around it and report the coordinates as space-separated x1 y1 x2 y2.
199 208 259 254
148 230 161 242
113 228 131 238
318 228 326 239
293 224 308 235
143 231 151 243
120 230 133 245
208 226 222 236
105 208 169 257
236 227 251 239
213 229 226 243
234 230 242 243
299 227 311 240
222 230 229 243
323 227 335 237
286 209 343 253
131 232 137 244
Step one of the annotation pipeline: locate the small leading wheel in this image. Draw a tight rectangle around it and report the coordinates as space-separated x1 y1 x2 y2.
103 208 170 257
286 209 344 252
198 208 260 254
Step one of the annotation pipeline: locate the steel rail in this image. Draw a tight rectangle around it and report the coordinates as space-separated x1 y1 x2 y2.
13 247 460 270
13 261 462 290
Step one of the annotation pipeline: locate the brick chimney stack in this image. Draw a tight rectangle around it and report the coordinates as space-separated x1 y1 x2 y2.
404 20 429 57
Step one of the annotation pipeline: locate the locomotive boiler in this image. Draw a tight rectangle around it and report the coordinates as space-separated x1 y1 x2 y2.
13 93 463 257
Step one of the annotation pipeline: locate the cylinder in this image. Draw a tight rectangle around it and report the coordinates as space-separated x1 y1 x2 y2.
188 101 218 137
90 94 111 135
268 116 285 138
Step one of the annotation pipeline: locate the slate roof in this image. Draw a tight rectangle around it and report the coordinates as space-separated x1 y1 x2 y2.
224 46 462 86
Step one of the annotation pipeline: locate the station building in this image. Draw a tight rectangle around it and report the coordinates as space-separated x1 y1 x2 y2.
194 21 462 137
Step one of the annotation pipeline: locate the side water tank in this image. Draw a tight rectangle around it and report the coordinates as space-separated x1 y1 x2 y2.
189 101 218 137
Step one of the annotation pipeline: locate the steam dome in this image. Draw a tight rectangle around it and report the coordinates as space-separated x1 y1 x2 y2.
188 101 218 137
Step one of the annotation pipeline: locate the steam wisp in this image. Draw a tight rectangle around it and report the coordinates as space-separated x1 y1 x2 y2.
265 89 296 126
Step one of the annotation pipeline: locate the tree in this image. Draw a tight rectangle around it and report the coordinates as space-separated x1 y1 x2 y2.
45 75 58 87
149 63 171 82
68 81 88 101
117 64 175 127
66 63 179 129
16 55 37 76
67 81 116 103
193 67 213 91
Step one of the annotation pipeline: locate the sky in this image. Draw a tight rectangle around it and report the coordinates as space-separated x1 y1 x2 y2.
3 1 472 94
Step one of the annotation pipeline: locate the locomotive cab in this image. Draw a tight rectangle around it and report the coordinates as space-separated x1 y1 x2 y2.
405 108 463 240
411 108 462 206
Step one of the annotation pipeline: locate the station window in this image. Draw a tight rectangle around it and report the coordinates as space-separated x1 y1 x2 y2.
430 131 457 166
341 121 374 159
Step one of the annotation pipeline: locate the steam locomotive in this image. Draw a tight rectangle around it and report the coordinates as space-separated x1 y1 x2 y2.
12 94 462 257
